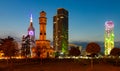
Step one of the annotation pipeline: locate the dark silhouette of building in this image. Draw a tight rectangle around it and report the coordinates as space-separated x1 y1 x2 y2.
21 35 30 57
53 8 69 54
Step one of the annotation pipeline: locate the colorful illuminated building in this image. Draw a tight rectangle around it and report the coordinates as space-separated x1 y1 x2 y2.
53 8 69 54
27 14 35 57
21 14 35 57
36 11 54 58
28 14 35 42
104 21 114 55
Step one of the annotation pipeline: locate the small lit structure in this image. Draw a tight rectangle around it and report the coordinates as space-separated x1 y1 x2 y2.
0 50 4 58
104 21 114 55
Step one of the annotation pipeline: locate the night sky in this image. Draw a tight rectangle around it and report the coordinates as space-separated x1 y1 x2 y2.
0 0 120 42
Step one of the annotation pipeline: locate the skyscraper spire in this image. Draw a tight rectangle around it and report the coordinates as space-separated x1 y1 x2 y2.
30 14 33 22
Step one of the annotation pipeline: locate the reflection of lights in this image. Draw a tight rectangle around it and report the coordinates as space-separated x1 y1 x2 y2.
58 56 64 59
0 56 24 60
64 56 70 59
80 56 89 59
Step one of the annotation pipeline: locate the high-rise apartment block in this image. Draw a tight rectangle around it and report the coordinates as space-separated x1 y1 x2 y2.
53 8 69 54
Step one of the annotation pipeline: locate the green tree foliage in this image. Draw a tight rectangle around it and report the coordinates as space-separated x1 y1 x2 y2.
86 42 101 57
69 46 80 56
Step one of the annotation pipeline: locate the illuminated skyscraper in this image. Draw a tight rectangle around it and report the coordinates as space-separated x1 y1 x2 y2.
53 8 68 54
104 21 114 55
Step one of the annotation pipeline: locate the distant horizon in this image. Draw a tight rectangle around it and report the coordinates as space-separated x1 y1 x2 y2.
0 34 120 42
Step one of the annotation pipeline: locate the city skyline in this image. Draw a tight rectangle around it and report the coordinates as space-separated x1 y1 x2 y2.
0 0 120 42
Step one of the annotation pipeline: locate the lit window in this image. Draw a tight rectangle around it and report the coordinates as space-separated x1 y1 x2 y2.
54 22 56 24
60 16 64 18
57 18 59 20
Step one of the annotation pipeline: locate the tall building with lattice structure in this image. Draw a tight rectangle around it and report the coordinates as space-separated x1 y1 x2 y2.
104 21 114 55
36 11 54 58
53 8 68 54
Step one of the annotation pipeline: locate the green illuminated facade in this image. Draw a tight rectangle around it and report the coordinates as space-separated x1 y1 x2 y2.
53 8 68 54
104 21 114 55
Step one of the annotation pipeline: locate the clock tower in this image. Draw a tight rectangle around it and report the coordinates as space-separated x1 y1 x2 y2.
28 14 35 40
36 11 54 58
39 11 47 40
28 14 35 57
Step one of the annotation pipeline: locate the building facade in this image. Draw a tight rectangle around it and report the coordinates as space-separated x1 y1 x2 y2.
104 21 114 55
28 14 36 57
28 14 35 42
53 8 68 54
36 11 54 58
21 14 35 57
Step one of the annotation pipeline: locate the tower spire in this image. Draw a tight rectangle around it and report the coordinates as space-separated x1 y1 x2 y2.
30 14 33 22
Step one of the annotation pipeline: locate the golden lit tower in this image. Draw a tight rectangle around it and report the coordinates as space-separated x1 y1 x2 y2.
39 11 47 40
36 11 54 58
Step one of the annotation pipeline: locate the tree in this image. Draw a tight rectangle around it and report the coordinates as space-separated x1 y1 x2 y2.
86 42 101 57
110 47 120 65
21 35 31 57
0 36 18 57
0 36 18 71
110 48 120 56
69 46 80 56
86 42 101 70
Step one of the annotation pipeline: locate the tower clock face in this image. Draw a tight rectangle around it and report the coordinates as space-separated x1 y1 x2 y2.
29 30 34 35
